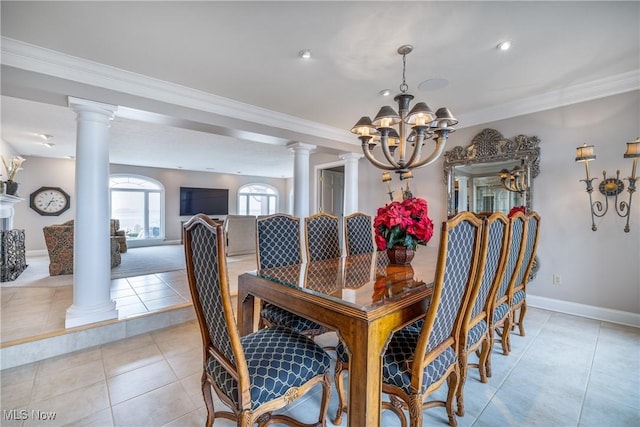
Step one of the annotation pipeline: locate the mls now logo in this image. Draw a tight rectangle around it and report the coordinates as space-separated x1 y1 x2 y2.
3 409 28 421
3 409 57 421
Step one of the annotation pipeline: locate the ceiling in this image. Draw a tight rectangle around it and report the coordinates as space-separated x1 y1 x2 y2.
1 1 639 178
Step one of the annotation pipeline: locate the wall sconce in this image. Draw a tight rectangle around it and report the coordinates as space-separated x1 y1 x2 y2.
382 171 413 201
498 164 528 193
575 138 639 232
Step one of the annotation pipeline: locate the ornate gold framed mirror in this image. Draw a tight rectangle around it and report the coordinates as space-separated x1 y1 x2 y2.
443 128 541 217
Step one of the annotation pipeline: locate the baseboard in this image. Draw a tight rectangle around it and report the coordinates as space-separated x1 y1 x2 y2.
527 294 640 328
26 249 48 257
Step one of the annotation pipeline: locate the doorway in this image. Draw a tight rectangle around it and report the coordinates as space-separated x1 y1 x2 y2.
318 166 344 216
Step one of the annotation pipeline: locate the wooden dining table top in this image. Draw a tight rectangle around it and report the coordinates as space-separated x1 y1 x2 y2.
244 245 438 313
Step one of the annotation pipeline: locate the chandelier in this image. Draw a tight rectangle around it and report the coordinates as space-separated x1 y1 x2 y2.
351 45 458 183
499 164 528 193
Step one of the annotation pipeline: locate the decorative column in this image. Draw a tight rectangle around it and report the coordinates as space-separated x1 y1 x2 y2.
287 142 316 218
66 97 118 328
457 176 468 212
340 152 363 215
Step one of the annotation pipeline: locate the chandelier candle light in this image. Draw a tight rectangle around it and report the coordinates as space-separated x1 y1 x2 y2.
575 138 639 232
499 163 529 193
351 45 458 194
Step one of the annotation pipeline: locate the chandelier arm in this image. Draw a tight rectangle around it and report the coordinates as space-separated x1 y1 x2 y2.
403 130 426 169
407 137 447 169
360 143 398 171
501 177 514 192
379 134 402 169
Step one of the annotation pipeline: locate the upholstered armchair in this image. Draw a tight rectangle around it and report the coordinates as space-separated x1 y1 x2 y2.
43 220 121 276
110 219 127 253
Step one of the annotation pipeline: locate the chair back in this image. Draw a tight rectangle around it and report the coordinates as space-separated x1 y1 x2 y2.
256 213 302 269
494 212 527 309
513 212 541 291
415 212 483 361
183 215 251 408
304 212 341 261
471 213 510 322
344 212 374 255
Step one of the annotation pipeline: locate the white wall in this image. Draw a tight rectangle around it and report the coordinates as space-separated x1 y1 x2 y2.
13 158 288 251
354 91 640 315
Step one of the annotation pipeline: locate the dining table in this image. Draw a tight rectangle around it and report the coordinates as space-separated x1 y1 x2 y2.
237 245 438 427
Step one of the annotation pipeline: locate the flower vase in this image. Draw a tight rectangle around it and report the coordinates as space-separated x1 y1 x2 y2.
5 180 18 196
386 246 415 266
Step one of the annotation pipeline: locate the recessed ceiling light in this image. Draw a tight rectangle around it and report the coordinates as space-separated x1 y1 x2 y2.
379 89 391 97
497 41 511 51
298 49 312 59
38 133 53 141
41 142 55 148
418 78 449 92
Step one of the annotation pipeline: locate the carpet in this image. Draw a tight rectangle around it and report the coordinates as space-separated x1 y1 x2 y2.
2 245 187 288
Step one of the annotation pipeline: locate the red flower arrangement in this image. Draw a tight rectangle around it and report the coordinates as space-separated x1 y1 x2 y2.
508 206 526 218
373 197 434 251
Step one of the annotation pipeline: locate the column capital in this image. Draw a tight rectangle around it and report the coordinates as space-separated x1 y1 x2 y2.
68 96 118 120
287 142 316 154
339 152 364 162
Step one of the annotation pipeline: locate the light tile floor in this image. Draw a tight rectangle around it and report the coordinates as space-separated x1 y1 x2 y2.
1 306 638 426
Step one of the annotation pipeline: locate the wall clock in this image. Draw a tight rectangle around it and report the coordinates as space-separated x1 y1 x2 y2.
29 187 71 216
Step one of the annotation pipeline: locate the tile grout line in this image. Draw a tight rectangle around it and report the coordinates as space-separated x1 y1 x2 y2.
576 320 601 427
470 309 553 426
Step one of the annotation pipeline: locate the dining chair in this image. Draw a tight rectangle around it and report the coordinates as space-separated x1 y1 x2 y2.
256 213 326 336
333 212 483 427
304 212 341 261
183 214 332 427
455 212 510 417
344 212 375 255
509 211 540 337
485 211 527 376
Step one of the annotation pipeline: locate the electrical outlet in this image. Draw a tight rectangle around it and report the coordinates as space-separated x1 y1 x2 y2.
553 274 562 285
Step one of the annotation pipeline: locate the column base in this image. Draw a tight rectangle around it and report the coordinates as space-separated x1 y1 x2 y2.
65 301 118 329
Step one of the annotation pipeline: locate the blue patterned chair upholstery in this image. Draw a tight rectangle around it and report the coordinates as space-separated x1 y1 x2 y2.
333 212 483 427
510 212 540 337
455 212 510 416
344 212 375 255
486 211 527 377
183 214 332 427
256 213 326 336
304 212 341 261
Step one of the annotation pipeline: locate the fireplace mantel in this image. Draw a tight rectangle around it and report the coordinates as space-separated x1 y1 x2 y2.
0 194 25 231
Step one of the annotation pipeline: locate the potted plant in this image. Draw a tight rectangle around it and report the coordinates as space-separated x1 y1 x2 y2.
374 196 434 265
1 155 26 196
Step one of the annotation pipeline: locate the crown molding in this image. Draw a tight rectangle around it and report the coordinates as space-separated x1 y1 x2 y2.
3 37 638 139
1 37 354 144
458 70 640 128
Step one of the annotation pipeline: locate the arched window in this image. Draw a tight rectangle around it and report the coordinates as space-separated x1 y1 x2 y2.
238 184 278 215
110 175 164 243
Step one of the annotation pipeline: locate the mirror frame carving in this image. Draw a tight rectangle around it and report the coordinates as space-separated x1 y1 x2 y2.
443 128 541 216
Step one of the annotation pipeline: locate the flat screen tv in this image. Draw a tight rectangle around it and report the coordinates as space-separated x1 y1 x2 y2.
179 187 229 216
